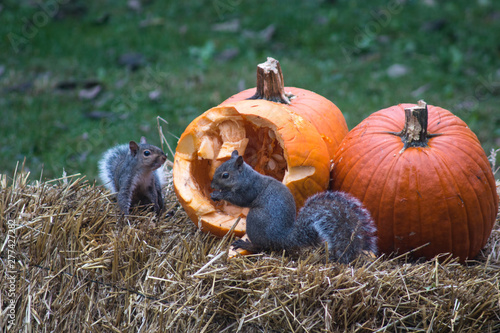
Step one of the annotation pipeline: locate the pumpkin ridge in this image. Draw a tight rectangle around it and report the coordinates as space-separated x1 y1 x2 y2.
445 144 493 255
376 107 406 130
373 144 404 252
347 137 397 192
335 137 396 193
433 135 492 171
434 139 495 241
387 150 408 254
357 139 401 203
407 151 425 256
415 150 434 257
292 102 343 148
435 137 496 197
426 106 448 128
427 108 468 134
433 130 480 143
408 151 425 254
429 122 481 146
435 120 498 257
438 147 483 257
429 134 498 258
451 161 487 257
426 148 464 257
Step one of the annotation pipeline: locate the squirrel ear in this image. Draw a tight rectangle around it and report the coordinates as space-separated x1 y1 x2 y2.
129 141 139 156
140 136 147 144
236 156 244 168
231 150 239 159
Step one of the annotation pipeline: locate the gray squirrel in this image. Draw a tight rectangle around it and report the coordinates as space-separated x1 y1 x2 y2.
98 137 167 215
210 150 377 263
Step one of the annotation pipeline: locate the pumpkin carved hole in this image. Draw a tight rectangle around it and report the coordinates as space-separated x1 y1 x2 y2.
189 114 287 219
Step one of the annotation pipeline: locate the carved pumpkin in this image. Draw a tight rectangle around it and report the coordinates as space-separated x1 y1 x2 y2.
173 58 348 237
331 100 499 261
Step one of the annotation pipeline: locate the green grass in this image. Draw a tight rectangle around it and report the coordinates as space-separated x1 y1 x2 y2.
1 0 499 180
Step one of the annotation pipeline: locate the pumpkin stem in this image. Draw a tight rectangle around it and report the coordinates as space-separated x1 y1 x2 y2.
390 100 440 153
402 100 428 145
247 57 294 104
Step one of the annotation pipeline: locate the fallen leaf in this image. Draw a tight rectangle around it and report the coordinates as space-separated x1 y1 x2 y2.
79 85 102 100
212 19 240 32
140 124 151 132
149 90 161 100
128 0 142 12
387 64 409 78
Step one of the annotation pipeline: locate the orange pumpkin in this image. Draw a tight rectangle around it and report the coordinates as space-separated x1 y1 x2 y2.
331 100 499 261
174 58 348 237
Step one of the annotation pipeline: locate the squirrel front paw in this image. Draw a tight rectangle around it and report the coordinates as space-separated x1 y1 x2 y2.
232 238 261 253
232 239 249 249
210 189 223 202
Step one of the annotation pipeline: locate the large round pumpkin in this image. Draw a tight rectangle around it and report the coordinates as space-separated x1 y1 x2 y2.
174 58 347 237
331 100 499 261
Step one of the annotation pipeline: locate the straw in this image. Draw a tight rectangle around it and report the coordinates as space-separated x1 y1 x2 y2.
0 168 499 332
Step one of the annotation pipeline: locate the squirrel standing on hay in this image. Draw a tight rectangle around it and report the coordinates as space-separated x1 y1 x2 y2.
210 150 377 263
98 137 167 215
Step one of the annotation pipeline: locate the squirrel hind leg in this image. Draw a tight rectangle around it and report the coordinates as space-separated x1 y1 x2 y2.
155 181 164 214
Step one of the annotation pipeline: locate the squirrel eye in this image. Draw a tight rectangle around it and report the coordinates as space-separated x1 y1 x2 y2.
222 172 229 179
143 150 151 156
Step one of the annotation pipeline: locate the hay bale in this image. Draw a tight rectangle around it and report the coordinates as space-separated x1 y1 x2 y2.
1 169 499 332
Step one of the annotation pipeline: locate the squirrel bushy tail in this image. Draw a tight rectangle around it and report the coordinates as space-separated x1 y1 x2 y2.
210 150 377 263
295 191 377 263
